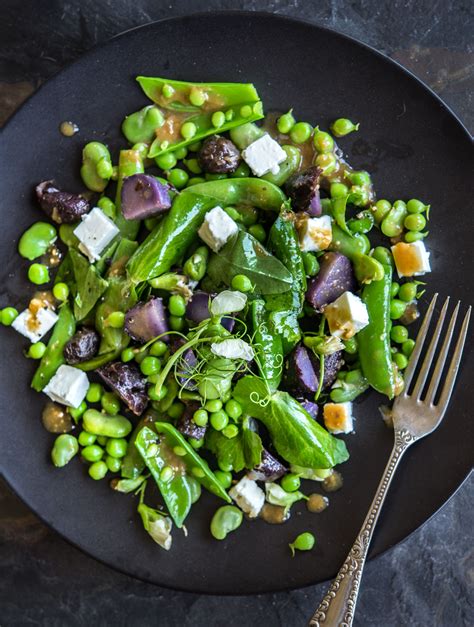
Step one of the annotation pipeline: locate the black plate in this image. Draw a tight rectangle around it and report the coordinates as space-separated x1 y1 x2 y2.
0 12 472 595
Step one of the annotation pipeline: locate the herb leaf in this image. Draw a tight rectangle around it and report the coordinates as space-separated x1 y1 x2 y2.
206 417 263 472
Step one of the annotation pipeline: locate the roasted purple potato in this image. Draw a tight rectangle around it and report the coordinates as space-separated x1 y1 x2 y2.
306 252 355 312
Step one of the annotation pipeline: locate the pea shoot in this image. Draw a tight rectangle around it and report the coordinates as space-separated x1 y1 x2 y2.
289 532 315 556
330 117 360 137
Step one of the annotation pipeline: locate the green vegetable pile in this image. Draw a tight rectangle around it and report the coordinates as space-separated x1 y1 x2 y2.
1 76 432 554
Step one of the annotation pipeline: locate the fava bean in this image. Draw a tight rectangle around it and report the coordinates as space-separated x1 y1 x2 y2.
261 145 302 186
89 460 108 480
183 246 209 281
51 434 78 467
81 444 104 463
81 142 113 192
122 105 164 144
82 409 132 438
210 505 243 540
381 200 407 237
372 199 391 224
302 251 320 277
18 222 57 260
372 246 393 267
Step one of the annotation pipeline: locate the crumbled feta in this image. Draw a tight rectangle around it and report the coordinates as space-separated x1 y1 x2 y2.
210 338 254 361
391 241 431 278
324 291 369 339
242 133 287 177
296 214 332 252
73 207 119 262
323 402 354 434
12 306 58 342
43 365 89 408
229 476 265 518
198 206 238 252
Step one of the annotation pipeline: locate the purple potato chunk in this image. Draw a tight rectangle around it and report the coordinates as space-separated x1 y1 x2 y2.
176 348 198 391
198 135 241 174
121 174 171 221
300 399 319 420
36 180 90 224
306 252 355 312
63 327 100 364
124 297 169 344
310 350 344 390
284 166 322 215
248 449 287 482
186 291 235 332
177 402 207 440
97 362 148 415
283 345 318 396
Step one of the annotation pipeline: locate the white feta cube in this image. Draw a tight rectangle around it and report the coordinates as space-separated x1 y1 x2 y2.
73 207 119 262
296 214 332 252
323 402 354 434
43 365 89 408
198 206 238 252
12 306 58 342
391 241 431 278
324 291 369 339
210 338 255 361
229 476 265 518
242 133 287 177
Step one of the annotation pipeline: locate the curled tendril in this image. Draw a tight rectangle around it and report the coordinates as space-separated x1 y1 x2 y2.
249 391 271 408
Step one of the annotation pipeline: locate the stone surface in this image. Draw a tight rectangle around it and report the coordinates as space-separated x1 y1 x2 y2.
0 1 472 625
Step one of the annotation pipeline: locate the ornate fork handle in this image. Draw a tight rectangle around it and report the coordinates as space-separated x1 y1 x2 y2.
309 428 417 627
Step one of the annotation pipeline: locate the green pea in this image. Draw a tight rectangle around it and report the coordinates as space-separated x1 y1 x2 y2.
372 246 393 267
231 274 253 292
240 105 252 118
193 408 209 427
230 162 250 178
100 393 121 416
68 401 87 422
407 199 429 214
149 340 168 358
134 349 148 364
28 263 49 285
51 434 79 468
404 231 427 243
330 118 359 137
59 224 79 247
390 282 400 298
313 128 334 153
404 213 427 232
218 460 233 472
394 353 408 370
224 399 242 420
97 435 108 446
210 505 243 540
348 184 370 207
205 399 222 413
345 368 364 384
214 470 232 489
52 282 69 301
156 152 177 170
372 199 392 224
189 86 207 107
210 410 229 431
78 431 96 447
315 152 337 175
168 402 184 419
187 476 202 504
390 299 407 320
225 109 234 122
248 224 266 243
330 182 349 199
184 158 202 174
390 325 409 344
277 110 296 134
381 200 407 238
81 444 104 463
402 339 415 356
122 105 164 144
160 465 174 482
168 294 186 317
169 315 185 331
83 409 131 438
205 173 227 181
105 311 125 328
187 140 202 152
398 282 417 302
86 383 103 404
222 424 239 439
224 206 241 221
131 142 149 161
121 347 135 362
27 341 47 359
290 122 312 144
97 197 115 220
289 532 315 556
106 438 128 459
88 460 108 480
140 356 161 376
349 170 371 186
181 121 197 140
81 142 113 192
1 307 19 325
148 383 167 402
174 146 188 160
302 252 320 277
211 111 226 128
167 168 189 189
190 438 204 450
105 455 122 473
18 222 57 260
281 474 301 493
343 337 358 355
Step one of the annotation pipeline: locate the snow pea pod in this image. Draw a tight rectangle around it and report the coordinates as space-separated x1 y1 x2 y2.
185 179 286 211
114 149 144 240
328 223 370 259
95 277 137 355
261 145 302 187
250 300 283 391
332 195 352 235
121 416 155 480
358 264 395 398
122 105 164 144
31 303 76 391
83 409 132 438
127 192 217 284
74 349 120 372
268 310 301 356
81 142 113 192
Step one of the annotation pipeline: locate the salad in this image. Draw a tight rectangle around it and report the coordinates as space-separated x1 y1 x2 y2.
1 76 432 553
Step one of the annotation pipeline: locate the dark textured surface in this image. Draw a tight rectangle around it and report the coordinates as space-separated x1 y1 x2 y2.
0 1 473 625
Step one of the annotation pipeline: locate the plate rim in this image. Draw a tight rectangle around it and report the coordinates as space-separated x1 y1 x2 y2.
1 10 472 595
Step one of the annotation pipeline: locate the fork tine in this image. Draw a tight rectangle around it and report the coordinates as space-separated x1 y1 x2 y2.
424 302 460 404
437 306 471 410
411 297 450 399
403 293 438 391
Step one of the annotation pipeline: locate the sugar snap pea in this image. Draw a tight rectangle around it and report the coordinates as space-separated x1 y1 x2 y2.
81 142 113 192
185 178 286 211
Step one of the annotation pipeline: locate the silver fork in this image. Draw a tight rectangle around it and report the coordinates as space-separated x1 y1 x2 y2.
309 293 471 627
